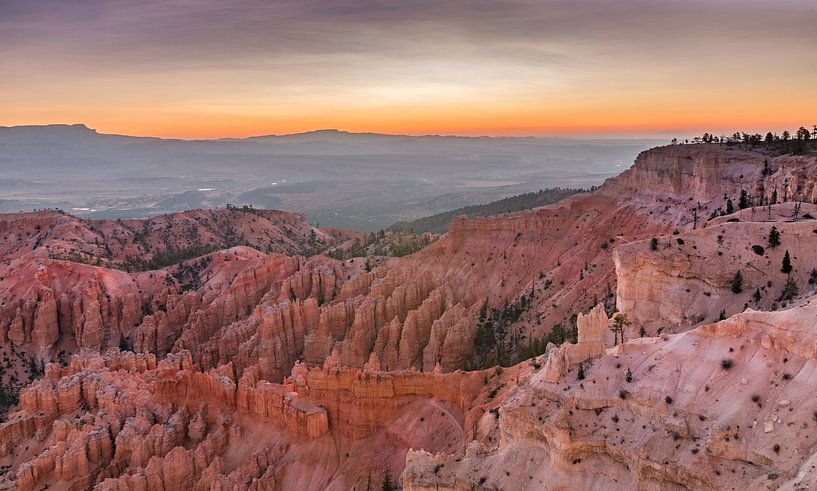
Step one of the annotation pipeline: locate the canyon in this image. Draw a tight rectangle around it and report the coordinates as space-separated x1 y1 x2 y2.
2 143 817 489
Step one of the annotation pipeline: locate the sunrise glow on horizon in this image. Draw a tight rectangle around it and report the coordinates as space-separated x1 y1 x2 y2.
2 0 816 139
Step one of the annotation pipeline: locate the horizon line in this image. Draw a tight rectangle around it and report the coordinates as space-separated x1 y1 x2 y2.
4 121 814 142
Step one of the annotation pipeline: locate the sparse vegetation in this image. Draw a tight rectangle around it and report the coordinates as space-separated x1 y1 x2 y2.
516 322 578 361
469 292 538 369
327 229 430 260
676 127 817 156
390 187 584 234
118 245 219 272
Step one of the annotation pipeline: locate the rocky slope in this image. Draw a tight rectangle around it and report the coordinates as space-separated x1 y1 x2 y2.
2 143 817 489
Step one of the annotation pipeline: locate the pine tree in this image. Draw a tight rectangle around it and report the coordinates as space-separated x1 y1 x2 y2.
726 199 734 214
731 271 743 294
753 288 761 303
610 313 630 345
768 226 781 247
781 250 793 274
738 190 749 209
381 471 394 491
779 275 799 302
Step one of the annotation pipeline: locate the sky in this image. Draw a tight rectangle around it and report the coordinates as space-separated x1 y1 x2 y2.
1 0 816 139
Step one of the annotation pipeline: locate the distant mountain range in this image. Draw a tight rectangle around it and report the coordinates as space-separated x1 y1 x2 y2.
0 124 662 229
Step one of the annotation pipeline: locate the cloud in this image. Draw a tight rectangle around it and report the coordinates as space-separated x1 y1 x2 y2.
0 0 814 136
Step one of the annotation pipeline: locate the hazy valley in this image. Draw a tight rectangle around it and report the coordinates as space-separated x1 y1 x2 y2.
0 124 660 230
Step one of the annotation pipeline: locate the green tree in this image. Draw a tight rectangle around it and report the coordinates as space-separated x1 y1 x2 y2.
381 471 394 491
726 199 734 214
779 275 799 302
738 190 749 209
610 313 630 346
753 288 762 303
768 226 781 247
650 237 658 251
731 271 743 294
781 250 793 274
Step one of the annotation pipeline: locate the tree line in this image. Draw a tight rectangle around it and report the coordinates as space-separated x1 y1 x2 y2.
671 125 817 155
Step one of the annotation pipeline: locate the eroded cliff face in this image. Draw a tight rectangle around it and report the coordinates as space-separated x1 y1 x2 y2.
3 144 817 490
405 303 817 490
615 203 817 333
603 144 817 205
401 146 817 490
0 347 506 490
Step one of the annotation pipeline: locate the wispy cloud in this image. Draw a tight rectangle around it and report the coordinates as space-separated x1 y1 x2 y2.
1 0 815 137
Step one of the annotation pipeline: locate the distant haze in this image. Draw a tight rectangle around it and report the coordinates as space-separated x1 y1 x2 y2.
0 124 661 230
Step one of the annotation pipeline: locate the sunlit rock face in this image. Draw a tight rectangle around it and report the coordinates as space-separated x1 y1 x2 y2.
4 144 817 489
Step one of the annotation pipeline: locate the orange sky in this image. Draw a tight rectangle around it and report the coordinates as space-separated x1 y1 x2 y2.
1 0 815 139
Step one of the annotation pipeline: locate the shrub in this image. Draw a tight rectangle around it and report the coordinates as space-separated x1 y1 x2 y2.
577 364 585 380
721 359 734 369
650 238 658 251
752 245 765 255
